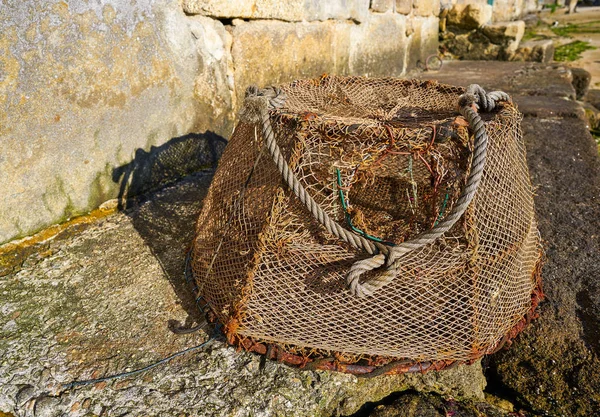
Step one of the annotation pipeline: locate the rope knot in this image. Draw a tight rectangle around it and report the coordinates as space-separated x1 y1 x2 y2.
459 84 512 113
239 86 287 124
458 92 477 110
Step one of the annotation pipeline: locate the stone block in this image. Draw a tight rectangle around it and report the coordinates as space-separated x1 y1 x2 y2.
522 13 541 28
371 0 394 13
183 0 370 23
580 101 600 130
0 0 234 244
348 13 410 76
481 20 525 53
413 0 441 17
523 0 540 14
396 0 412 15
447 4 493 30
189 16 236 127
491 0 520 22
585 89 600 110
406 16 440 70
229 14 425 108
230 20 352 107
511 39 555 63
570 67 591 100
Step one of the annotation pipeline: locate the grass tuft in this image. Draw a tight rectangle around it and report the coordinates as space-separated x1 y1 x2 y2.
551 22 600 37
554 40 596 62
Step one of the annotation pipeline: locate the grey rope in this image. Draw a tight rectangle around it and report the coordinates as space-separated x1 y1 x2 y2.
242 86 385 256
241 83 510 298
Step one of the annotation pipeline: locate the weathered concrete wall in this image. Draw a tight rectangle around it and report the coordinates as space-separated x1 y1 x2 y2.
182 0 371 22
0 0 235 244
448 0 539 22
0 0 439 244
490 0 539 22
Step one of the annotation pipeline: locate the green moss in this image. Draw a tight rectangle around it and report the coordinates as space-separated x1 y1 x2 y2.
591 129 600 154
521 30 547 43
551 21 600 37
87 164 118 209
554 40 596 62
544 3 558 13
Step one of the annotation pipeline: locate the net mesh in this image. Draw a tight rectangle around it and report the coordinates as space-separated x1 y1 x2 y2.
191 76 542 372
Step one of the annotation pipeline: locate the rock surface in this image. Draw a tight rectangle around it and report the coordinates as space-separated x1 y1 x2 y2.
487 112 600 417
440 30 503 60
585 88 600 110
511 39 555 63
446 4 493 30
182 0 371 22
367 392 511 417
0 0 234 245
441 20 528 61
0 172 486 417
421 61 576 100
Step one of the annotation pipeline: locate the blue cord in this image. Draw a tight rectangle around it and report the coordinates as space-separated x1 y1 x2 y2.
62 333 217 390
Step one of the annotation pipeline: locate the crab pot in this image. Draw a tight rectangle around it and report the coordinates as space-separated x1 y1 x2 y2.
191 76 543 375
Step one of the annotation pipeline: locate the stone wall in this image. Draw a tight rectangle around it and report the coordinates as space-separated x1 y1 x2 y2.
448 0 539 22
0 0 439 245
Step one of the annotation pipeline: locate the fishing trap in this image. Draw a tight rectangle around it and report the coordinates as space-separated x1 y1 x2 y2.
191 76 543 375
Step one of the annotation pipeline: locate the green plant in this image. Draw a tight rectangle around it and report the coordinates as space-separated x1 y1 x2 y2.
591 129 600 154
521 30 547 42
554 40 596 62
551 21 600 37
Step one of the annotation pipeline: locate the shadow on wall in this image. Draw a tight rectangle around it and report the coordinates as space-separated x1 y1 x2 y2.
112 132 227 331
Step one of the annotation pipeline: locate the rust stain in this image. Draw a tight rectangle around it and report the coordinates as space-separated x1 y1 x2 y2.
0 204 117 257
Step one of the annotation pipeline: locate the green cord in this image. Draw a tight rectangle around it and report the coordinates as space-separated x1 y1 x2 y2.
434 192 450 226
335 169 394 246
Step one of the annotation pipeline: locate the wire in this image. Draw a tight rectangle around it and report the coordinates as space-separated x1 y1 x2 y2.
335 168 395 246
62 334 216 390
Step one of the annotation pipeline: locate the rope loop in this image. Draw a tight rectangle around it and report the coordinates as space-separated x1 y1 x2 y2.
239 82 510 298
347 84 510 297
